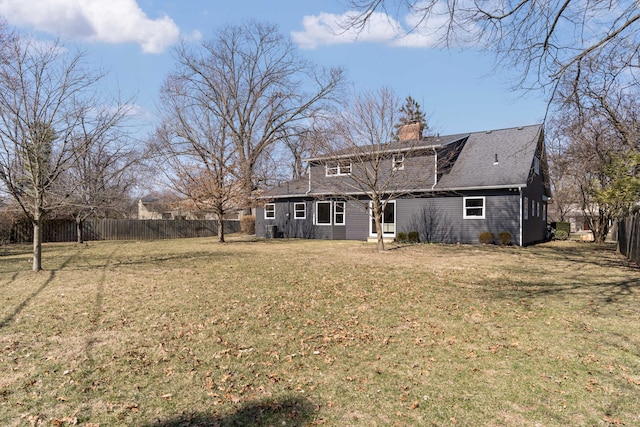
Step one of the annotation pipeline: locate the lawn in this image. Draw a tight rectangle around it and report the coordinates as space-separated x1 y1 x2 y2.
1 237 639 426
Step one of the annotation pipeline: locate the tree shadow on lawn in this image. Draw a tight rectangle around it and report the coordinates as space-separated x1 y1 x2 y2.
487 242 640 304
0 250 80 329
528 241 631 270
143 396 317 427
488 275 639 306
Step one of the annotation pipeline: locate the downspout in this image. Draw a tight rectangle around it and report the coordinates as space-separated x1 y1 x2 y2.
519 186 524 246
431 147 438 189
306 164 313 225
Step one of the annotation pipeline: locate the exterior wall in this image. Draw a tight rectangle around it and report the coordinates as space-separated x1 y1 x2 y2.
396 191 521 245
345 201 370 240
309 150 437 195
256 200 315 239
258 191 524 245
521 149 551 245
256 199 349 240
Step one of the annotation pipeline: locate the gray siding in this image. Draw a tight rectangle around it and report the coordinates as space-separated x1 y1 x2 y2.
522 168 549 245
259 193 523 245
257 200 353 240
397 192 521 245
257 200 315 239
345 200 370 240
309 150 437 195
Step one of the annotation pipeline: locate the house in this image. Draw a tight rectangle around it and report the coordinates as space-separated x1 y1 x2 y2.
256 124 551 246
137 198 241 221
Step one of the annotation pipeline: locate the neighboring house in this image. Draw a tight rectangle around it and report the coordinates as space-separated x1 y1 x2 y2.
256 124 551 246
137 198 241 221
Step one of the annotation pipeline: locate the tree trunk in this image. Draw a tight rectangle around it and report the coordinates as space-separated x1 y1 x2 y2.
32 216 42 272
76 218 84 244
372 199 385 252
375 218 385 252
592 212 609 244
217 215 225 243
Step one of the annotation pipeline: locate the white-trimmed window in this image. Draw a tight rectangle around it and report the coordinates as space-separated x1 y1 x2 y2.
463 197 485 219
294 202 306 219
264 203 275 219
334 201 346 225
524 197 529 220
316 201 332 225
392 153 405 171
326 161 352 176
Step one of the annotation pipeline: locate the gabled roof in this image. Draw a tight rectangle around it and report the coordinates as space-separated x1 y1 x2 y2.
260 123 546 199
435 124 543 191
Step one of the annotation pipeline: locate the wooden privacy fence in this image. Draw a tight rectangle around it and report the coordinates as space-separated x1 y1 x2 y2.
617 215 640 265
11 219 241 243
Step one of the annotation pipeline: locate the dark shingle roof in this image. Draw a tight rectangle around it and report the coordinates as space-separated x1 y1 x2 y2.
260 175 310 198
435 124 542 190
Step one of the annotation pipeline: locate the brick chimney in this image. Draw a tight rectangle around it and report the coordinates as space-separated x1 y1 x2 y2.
398 122 423 141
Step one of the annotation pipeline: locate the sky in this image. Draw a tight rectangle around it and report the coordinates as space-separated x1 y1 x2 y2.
0 0 548 137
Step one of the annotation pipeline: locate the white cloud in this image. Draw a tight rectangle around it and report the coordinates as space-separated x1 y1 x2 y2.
292 6 467 50
292 11 404 49
0 0 180 54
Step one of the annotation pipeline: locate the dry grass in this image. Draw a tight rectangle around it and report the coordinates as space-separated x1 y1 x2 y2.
1 237 639 426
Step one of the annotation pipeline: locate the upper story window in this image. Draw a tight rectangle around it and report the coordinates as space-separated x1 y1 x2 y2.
392 153 405 171
264 203 275 219
463 197 485 219
533 156 540 175
326 160 352 176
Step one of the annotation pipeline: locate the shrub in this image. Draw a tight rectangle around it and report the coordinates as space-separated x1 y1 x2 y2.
240 215 255 235
408 231 420 243
478 231 495 244
554 230 569 240
396 232 408 243
498 231 512 246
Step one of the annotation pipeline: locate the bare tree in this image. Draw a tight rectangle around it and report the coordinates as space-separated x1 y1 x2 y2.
345 1 640 94
545 118 580 222
0 30 133 271
153 74 240 243
317 87 425 252
551 63 640 242
168 21 345 213
61 107 141 243
280 126 325 180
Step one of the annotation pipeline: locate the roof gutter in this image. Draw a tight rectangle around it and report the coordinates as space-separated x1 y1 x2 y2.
257 183 529 200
